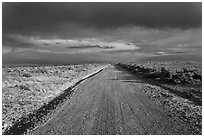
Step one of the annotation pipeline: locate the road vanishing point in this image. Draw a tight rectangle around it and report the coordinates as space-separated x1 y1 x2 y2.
31 65 192 135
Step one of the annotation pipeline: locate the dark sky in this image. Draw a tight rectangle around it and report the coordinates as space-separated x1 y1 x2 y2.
2 2 202 65
3 3 201 34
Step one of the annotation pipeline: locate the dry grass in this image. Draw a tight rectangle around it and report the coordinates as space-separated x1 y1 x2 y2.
143 84 202 134
2 64 106 131
117 61 202 134
118 61 201 84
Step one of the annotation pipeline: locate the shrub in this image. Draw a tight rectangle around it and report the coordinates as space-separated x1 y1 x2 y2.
22 72 32 77
17 85 30 91
192 73 202 81
146 72 159 79
173 79 181 84
36 68 48 74
117 62 202 85
160 67 171 79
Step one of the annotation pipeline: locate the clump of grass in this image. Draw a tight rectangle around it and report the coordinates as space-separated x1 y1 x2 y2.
35 68 48 74
15 85 30 91
22 72 32 78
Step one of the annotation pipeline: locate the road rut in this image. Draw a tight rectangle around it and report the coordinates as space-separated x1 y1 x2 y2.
31 66 192 135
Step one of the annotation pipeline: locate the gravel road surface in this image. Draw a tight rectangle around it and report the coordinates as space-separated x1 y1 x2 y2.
31 65 192 135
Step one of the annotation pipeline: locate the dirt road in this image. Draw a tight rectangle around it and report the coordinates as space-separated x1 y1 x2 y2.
31 65 192 135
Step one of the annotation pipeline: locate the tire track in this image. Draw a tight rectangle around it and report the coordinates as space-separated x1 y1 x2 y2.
29 65 194 135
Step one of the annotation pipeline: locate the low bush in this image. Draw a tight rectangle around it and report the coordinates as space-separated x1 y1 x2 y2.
117 62 202 85
35 68 48 74
22 72 32 77
16 85 30 91
192 72 202 81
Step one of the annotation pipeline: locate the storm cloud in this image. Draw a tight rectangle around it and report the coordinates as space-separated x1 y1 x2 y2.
2 2 202 65
3 2 201 35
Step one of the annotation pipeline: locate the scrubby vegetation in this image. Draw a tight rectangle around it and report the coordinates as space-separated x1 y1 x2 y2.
22 72 32 77
117 61 201 85
117 61 202 134
143 84 202 134
2 64 107 133
117 61 202 105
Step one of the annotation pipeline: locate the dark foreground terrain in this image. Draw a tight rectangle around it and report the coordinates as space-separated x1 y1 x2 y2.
21 65 201 135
